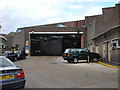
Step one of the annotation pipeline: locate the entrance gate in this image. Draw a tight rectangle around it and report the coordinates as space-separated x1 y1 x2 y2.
29 32 83 56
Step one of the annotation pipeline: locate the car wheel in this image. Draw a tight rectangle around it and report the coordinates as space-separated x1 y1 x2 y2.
67 60 71 63
93 58 98 62
73 57 78 63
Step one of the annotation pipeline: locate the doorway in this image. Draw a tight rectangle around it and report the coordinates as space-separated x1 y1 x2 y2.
30 34 81 56
103 41 111 61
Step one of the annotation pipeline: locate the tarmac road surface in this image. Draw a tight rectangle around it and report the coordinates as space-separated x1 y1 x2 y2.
14 56 119 88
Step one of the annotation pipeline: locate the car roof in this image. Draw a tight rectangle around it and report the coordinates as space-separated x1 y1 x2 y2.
14 51 21 52
66 48 82 49
4 51 12 52
3 51 13 53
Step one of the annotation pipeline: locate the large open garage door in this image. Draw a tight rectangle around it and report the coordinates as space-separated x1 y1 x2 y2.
30 32 82 56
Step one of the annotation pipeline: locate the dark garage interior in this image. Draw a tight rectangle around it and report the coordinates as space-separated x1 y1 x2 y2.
30 34 81 56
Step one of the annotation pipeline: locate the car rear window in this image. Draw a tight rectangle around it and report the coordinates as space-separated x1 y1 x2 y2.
0 58 15 67
64 49 70 53
70 49 77 53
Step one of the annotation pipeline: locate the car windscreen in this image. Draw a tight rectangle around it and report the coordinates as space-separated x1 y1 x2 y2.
0 58 15 67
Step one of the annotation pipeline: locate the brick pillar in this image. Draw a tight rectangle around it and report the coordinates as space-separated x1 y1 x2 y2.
81 34 84 48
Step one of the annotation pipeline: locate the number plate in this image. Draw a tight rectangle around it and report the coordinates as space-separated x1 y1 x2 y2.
0 75 14 80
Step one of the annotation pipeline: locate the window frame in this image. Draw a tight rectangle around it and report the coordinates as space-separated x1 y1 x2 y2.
111 39 120 49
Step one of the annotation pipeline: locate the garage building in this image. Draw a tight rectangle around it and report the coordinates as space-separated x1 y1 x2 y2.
12 24 86 56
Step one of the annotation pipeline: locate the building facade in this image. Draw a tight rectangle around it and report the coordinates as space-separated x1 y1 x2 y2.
5 3 120 65
86 3 120 65
11 25 85 56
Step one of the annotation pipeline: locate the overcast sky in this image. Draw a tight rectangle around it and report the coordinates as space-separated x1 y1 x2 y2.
0 0 119 34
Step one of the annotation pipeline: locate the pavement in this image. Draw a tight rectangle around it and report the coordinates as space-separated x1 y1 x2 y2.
14 56 119 88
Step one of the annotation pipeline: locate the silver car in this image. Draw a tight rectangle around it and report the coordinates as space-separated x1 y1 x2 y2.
0 56 26 89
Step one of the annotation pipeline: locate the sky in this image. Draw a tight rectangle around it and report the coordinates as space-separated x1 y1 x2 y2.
0 0 119 34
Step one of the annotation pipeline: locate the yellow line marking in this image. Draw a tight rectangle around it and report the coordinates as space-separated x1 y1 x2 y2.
98 61 120 69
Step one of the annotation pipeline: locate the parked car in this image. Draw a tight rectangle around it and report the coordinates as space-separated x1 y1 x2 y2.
2 51 17 62
14 51 26 60
32 50 47 56
0 56 26 89
63 48 100 63
0 51 4 55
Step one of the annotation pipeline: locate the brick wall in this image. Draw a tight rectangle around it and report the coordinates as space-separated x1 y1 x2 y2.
12 30 25 50
116 4 120 25
64 20 85 27
86 4 119 48
85 16 96 46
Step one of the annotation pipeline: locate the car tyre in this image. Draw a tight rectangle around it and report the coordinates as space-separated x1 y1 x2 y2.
73 57 78 63
93 58 98 62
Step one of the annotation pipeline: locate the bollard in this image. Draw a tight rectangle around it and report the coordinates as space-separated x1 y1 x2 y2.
88 56 90 64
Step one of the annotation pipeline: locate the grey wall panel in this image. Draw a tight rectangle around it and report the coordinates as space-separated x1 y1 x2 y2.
12 31 25 50
40 39 62 55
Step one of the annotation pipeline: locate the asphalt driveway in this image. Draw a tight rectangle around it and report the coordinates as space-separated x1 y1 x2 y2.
14 56 118 88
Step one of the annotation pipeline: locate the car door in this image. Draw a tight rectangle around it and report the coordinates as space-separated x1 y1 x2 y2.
78 49 89 60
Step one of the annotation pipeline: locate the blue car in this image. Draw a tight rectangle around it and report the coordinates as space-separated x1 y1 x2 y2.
0 56 26 90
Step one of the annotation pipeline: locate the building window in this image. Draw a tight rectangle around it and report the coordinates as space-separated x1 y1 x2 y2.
111 39 120 49
112 41 117 47
118 39 120 48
